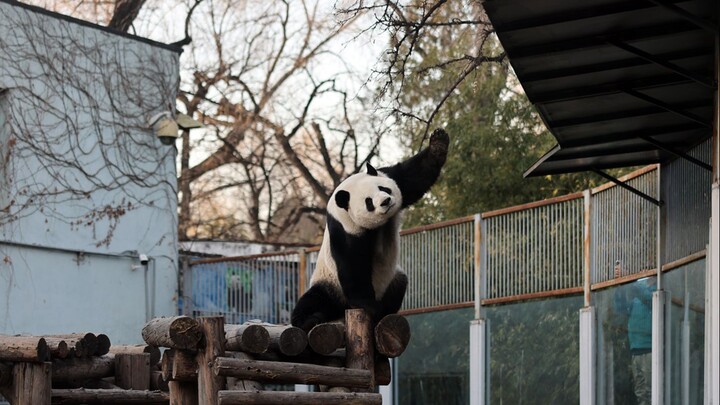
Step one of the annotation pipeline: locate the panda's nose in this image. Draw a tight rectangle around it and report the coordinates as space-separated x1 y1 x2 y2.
381 197 392 207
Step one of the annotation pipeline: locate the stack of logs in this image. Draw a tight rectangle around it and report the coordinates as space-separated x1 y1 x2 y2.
148 309 410 405
0 332 166 404
0 308 409 404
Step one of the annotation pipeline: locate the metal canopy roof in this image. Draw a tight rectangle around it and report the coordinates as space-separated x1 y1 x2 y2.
483 0 717 177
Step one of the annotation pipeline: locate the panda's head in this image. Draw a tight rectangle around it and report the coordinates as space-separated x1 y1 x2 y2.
328 163 402 234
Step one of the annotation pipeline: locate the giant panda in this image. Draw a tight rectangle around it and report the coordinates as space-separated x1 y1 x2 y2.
291 128 449 332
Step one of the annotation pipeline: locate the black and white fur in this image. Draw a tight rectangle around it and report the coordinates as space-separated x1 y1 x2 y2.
291 129 449 332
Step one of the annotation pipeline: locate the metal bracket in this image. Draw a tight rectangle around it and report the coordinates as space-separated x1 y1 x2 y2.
639 136 713 172
608 39 715 89
645 0 719 34
593 170 664 206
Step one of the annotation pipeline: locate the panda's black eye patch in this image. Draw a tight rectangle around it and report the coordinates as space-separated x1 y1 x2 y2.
378 186 392 195
365 197 375 212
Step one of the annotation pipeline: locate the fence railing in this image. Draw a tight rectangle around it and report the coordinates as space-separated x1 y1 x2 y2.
183 150 710 318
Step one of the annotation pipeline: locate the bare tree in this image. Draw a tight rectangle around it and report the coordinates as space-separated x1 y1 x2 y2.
338 0 506 146
0 4 179 246
176 0 383 242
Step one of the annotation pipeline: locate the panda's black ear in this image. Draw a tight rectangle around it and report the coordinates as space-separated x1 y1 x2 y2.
335 190 350 210
366 163 378 176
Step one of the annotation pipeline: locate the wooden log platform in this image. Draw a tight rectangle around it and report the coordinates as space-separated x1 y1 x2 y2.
217 390 382 405
51 388 169 404
142 316 202 350
213 357 373 389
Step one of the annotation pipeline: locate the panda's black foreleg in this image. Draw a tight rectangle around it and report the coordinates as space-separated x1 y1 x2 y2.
291 283 346 333
377 271 408 320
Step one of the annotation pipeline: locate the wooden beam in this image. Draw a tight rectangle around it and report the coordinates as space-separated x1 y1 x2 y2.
109 345 161 367
51 388 169 404
217 390 382 405
374 314 410 358
213 357 373 389
52 355 115 382
308 322 345 355
224 324 270 354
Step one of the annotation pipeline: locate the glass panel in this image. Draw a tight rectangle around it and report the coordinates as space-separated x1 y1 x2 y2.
396 308 473 405
486 295 582 404
596 277 657 405
664 260 705 404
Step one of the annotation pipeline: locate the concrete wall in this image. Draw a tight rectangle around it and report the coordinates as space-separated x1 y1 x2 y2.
0 1 180 343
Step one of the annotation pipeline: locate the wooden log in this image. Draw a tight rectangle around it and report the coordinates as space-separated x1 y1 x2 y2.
0 362 12 387
374 356 391 386
374 314 411 358
345 309 374 390
160 349 174 381
10 361 52 405
51 388 169 404
172 350 197 382
224 352 262 391
0 336 49 362
150 370 169 392
196 317 226 405
109 344 161 367
115 353 150 390
168 381 198 405
142 316 202 350
264 325 307 356
42 338 70 359
308 322 345 355
52 354 115 382
51 334 98 358
224 324 270 354
218 390 383 405
94 334 111 356
213 356 373 389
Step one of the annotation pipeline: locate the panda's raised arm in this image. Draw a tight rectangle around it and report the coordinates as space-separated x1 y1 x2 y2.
380 128 449 208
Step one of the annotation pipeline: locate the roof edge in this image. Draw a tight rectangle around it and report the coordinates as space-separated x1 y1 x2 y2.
2 0 183 54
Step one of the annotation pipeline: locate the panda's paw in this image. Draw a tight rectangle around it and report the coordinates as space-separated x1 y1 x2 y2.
429 128 449 161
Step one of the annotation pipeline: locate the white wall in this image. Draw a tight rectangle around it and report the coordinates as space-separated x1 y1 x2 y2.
0 2 180 343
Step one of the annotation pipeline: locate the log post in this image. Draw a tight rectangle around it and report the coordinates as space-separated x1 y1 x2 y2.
224 324 270 354
345 309 374 390
10 361 52 405
196 317 226 405
109 345 161 367
308 322 345 355
172 350 198 381
160 349 174 382
0 336 49 362
114 353 150 390
374 314 411 358
169 381 198 405
142 316 202 349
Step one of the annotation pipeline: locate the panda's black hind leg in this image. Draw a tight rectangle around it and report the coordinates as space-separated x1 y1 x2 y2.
378 272 408 320
291 283 346 333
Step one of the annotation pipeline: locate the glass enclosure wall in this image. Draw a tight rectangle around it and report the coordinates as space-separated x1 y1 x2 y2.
486 295 583 404
396 308 473 405
595 277 657 405
664 261 706 404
